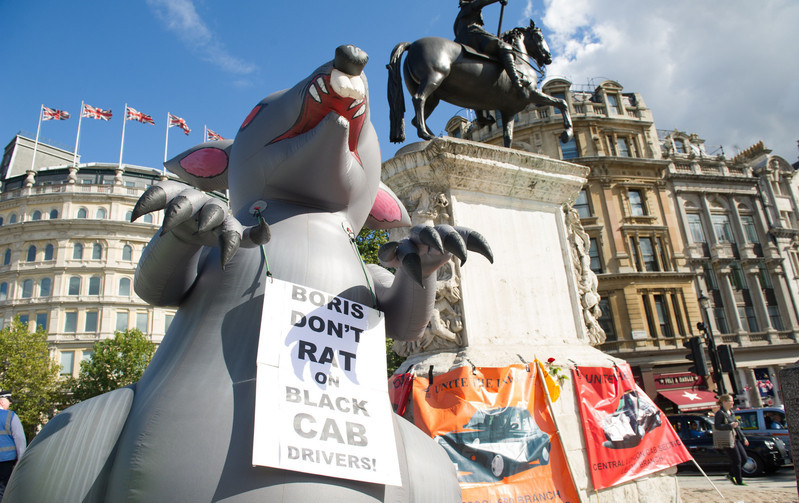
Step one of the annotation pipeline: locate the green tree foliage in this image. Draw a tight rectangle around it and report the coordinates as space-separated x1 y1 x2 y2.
70 329 156 403
356 228 406 376
0 318 61 439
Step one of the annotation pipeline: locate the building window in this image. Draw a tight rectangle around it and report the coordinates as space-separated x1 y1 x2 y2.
165 314 174 333
597 299 615 341
738 305 758 332
44 244 54 260
39 278 51 297
96 208 107 219
606 135 617 156
687 214 706 243
9 214 16 224
60 351 75 376
757 264 772 289
674 139 686 154
68 276 81 296
639 237 659 271
82 350 93 362
143 214 153 224
714 307 729 334
118 277 131 296
35 313 47 331
653 295 674 337
49 209 59 219
88 276 101 296
589 238 603 273
628 190 646 216
73 243 84 260
31 210 42 221
136 312 148 332
616 137 630 157
77 208 88 219
729 263 746 290
712 214 735 243
125 210 133 221
768 305 784 330
21 279 33 299
85 311 98 332
92 243 103 260
561 136 579 160
26 245 36 262
574 189 591 218
122 245 133 261
3 249 10 265
0 283 7 301
116 311 129 331
607 94 621 114
741 215 759 244
64 312 78 333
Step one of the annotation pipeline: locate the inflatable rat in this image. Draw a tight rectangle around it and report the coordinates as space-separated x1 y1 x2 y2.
5 45 491 502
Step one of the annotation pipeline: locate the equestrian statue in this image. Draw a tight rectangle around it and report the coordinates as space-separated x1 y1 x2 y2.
388 0 573 148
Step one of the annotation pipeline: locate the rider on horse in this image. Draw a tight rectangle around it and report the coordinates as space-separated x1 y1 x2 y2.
454 0 531 93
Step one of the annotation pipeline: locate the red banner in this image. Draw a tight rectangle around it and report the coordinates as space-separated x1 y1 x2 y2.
392 364 579 503
573 364 691 490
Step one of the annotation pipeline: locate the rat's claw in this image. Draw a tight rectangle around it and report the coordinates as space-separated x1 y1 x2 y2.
435 224 467 264
454 226 494 264
410 225 444 253
132 185 167 222
219 231 241 269
396 240 423 286
161 195 193 235
197 202 227 233
377 242 400 266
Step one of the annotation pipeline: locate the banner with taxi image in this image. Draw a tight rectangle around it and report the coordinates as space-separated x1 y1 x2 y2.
573 364 691 490
393 363 579 503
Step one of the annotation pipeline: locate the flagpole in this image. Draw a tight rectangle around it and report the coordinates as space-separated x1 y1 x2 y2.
204 125 208 143
118 103 127 171
29 105 44 173
164 112 170 164
73 101 84 168
534 359 585 503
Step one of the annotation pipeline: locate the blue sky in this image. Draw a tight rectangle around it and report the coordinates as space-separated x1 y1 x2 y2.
1 0 797 168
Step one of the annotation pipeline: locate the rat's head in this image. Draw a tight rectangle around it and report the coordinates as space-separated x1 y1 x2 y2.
165 45 382 230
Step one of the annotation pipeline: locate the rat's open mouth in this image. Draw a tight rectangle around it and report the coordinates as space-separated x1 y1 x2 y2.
266 72 367 164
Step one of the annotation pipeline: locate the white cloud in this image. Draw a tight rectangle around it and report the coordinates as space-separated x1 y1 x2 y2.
146 0 256 76
540 0 799 161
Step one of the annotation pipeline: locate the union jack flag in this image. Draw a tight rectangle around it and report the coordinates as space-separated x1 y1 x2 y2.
206 128 224 141
125 106 155 125
168 114 191 135
82 104 112 121
42 106 70 121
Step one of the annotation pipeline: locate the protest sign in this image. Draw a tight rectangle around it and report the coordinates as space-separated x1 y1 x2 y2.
405 364 579 502
573 364 691 490
253 279 400 485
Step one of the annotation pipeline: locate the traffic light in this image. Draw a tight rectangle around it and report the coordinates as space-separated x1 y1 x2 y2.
717 344 737 373
684 336 708 376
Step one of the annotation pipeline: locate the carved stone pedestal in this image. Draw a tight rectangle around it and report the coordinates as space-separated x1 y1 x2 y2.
382 138 679 503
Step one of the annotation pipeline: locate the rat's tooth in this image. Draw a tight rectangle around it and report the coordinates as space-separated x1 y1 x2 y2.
316 77 328 94
309 85 322 103
352 104 365 118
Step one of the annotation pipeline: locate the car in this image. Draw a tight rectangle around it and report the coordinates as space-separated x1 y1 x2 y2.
435 406 551 483
600 389 663 449
732 407 791 456
667 414 788 476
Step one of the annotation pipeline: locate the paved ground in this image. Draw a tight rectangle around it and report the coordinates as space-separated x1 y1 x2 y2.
678 467 798 502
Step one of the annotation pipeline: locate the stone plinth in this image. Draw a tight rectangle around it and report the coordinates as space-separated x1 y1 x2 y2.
382 138 679 503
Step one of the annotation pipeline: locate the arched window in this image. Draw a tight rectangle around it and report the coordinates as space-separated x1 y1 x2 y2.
92 243 102 260
76 208 88 219
49 209 59 219
31 210 42 221
9 214 17 224
118 277 131 296
44 244 54 261
143 213 153 224
96 208 107 219
21 279 33 298
88 276 101 295
0 217 4 226
73 243 84 260
68 276 81 296
125 210 133 221
39 278 51 297
122 245 133 261
3 249 10 265
26 245 36 262
0 283 7 301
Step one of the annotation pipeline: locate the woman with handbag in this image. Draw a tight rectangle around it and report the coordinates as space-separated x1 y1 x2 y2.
713 394 749 485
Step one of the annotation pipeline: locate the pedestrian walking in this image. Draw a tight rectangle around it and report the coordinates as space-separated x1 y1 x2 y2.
0 391 26 499
713 394 748 486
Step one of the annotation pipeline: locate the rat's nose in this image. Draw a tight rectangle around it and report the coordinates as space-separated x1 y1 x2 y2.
334 45 368 76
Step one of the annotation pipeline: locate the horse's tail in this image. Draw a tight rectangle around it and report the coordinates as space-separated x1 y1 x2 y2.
387 42 410 143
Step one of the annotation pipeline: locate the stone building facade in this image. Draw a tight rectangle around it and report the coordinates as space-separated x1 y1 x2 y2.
445 78 799 409
0 134 175 377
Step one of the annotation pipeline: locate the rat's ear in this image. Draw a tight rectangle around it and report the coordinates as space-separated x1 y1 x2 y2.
164 140 233 192
365 182 411 230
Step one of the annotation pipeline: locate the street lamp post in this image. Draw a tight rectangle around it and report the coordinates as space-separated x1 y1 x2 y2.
697 293 726 396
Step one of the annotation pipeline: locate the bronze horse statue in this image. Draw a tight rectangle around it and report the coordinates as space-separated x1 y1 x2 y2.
388 21 573 148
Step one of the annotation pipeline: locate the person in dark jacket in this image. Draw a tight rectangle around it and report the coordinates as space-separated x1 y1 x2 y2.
714 394 748 485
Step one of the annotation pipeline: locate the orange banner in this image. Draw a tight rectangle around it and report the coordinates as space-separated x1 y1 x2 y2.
572 364 692 490
397 364 579 503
